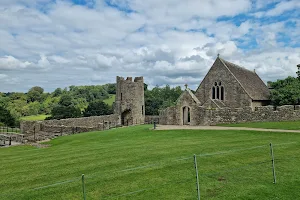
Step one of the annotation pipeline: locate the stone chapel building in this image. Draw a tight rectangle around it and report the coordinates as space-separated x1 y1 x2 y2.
159 56 276 126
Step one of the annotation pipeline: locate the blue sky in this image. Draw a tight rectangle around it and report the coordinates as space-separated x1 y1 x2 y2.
0 0 299 92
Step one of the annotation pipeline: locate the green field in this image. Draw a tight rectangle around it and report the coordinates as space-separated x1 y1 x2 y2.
218 120 300 130
1 125 300 199
103 94 115 106
20 114 50 121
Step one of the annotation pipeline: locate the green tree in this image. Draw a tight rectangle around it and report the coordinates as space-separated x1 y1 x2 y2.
27 86 44 102
144 85 182 115
104 83 116 94
83 100 112 117
0 106 15 126
297 64 300 80
49 94 81 120
270 76 300 106
52 88 63 97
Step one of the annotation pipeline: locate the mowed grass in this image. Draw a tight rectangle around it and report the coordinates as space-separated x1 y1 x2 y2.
103 94 115 106
1 125 300 200
20 114 50 121
218 120 300 130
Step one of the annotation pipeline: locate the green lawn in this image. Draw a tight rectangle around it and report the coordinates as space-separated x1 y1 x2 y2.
218 120 300 130
1 125 300 199
103 94 115 106
20 114 50 121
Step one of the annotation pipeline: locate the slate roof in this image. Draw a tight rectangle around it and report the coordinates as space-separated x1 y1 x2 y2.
219 58 270 101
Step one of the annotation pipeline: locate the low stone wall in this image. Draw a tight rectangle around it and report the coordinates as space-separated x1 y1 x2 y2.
0 133 24 146
209 105 300 125
159 106 178 125
145 115 160 124
159 105 300 126
21 114 120 142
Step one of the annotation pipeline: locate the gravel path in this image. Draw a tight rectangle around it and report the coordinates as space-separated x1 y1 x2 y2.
155 125 300 133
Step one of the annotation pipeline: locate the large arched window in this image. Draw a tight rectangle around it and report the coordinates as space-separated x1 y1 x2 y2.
212 82 225 101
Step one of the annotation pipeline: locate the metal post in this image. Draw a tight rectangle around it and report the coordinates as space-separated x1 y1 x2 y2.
82 174 86 200
194 154 200 200
154 122 156 130
270 143 276 184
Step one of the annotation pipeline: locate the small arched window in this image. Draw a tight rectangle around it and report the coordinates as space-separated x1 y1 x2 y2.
216 86 220 99
212 87 215 99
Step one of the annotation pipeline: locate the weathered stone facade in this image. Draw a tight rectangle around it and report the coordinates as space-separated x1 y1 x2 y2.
145 115 160 124
160 57 300 126
21 114 119 141
20 76 146 142
114 76 145 126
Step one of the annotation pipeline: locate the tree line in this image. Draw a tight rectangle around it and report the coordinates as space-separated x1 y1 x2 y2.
1 68 300 127
0 83 183 126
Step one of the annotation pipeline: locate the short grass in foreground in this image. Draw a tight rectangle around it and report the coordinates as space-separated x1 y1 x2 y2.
103 94 115 106
1 125 300 199
20 114 50 121
218 120 300 130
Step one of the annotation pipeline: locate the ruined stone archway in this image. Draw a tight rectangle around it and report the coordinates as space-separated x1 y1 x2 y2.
121 109 131 126
182 106 191 125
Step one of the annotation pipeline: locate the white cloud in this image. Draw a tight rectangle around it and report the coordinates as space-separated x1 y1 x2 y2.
0 74 8 79
0 0 299 92
0 56 31 70
265 0 300 16
252 0 300 18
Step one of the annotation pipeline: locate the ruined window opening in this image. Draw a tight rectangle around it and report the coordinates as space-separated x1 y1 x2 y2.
188 107 191 123
221 86 224 100
216 86 220 99
212 87 215 99
121 93 123 100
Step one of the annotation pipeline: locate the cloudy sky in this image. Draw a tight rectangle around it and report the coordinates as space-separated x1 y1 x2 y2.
0 0 299 92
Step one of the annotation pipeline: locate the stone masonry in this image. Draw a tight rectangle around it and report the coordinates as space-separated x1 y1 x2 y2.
114 76 145 126
20 76 146 142
159 56 300 126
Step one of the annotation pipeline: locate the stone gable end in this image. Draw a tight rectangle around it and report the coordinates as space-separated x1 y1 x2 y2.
195 58 252 108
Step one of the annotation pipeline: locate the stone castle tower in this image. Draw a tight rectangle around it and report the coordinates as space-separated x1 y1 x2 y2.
114 76 145 126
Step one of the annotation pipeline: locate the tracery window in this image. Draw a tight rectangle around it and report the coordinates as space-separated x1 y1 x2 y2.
212 82 224 100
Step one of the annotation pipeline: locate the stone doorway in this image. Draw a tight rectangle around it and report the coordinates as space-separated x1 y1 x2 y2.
121 109 131 126
183 106 191 125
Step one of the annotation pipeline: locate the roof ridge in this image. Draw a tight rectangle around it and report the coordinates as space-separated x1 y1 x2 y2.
218 57 252 99
219 58 256 74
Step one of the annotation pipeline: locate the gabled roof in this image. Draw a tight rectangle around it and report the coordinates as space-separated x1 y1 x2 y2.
186 88 201 104
219 58 270 101
176 88 201 105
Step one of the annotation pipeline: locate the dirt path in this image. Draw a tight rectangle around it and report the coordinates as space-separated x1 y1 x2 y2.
155 125 300 133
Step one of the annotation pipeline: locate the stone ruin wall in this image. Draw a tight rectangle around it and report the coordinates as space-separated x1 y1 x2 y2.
160 105 300 126
209 105 300 125
21 114 119 142
144 115 160 124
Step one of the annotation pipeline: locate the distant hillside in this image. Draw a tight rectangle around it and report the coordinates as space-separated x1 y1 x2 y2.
103 94 115 106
